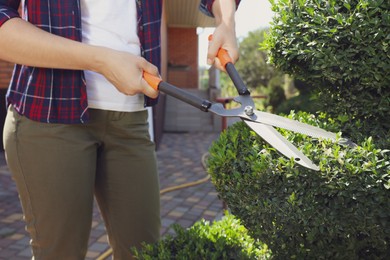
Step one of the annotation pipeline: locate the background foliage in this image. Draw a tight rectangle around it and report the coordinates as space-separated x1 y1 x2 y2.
276 79 321 114
263 0 390 148
235 29 282 90
208 112 390 259
217 29 289 112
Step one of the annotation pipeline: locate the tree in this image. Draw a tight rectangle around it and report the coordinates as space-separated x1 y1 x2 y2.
235 29 283 90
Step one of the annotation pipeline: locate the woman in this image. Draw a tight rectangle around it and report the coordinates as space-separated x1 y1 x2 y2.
0 0 240 259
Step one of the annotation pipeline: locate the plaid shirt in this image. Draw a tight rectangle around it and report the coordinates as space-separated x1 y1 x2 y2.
0 0 239 124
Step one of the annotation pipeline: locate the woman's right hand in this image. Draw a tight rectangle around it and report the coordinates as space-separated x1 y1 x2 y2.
96 48 160 99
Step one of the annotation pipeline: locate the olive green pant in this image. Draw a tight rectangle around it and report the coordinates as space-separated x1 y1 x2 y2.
3 106 161 260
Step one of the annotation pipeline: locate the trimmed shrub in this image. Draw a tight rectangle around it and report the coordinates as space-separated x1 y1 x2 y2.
207 112 390 259
132 213 270 259
263 0 390 148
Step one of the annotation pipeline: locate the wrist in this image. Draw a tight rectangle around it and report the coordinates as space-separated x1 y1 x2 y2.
85 45 111 74
212 0 236 26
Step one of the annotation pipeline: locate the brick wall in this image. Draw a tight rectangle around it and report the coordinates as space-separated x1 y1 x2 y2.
0 61 13 89
0 61 11 149
167 27 198 88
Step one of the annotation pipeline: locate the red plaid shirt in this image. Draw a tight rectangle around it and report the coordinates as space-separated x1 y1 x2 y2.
0 0 239 123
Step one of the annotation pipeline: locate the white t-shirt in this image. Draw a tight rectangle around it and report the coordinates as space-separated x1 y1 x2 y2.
81 0 145 112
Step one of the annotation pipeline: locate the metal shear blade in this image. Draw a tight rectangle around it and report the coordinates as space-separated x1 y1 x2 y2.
210 96 337 141
209 98 329 170
244 120 320 171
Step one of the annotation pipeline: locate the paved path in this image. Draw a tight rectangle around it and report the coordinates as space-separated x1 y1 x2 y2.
0 132 224 259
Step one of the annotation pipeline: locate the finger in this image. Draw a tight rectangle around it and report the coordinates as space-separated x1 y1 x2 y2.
225 48 239 64
141 59 159 77
141 78 159 99
207 37 220 66
213 58 225 72
137 58 160 98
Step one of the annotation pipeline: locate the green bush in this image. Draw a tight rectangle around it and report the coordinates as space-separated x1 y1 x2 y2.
132 213 270 259
207 112 390 259
263 0 390 148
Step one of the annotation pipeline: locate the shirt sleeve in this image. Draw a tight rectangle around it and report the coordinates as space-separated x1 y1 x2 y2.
199 0 241 18
0 1 21 27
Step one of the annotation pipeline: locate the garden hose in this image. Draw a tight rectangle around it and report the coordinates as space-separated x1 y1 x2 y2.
96 152 211 260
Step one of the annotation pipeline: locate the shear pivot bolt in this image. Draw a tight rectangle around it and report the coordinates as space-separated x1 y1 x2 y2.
244 106 254 116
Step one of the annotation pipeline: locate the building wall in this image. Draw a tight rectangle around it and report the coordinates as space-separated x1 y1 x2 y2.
163 27 222 133
0 61 13 89
0 61 12 149
167 27 198 88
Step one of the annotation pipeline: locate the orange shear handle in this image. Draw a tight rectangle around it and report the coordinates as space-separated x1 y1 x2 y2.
143 72 161 91
208 34 233 68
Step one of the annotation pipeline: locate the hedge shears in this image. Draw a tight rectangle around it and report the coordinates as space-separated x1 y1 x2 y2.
144 46 355 171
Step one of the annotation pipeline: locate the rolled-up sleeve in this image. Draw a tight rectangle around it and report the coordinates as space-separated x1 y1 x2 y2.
199 0 241 17
0 1 21 27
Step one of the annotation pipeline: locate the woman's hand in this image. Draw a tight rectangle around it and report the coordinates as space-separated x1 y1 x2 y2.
96 48 160 99
207 0 239 71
